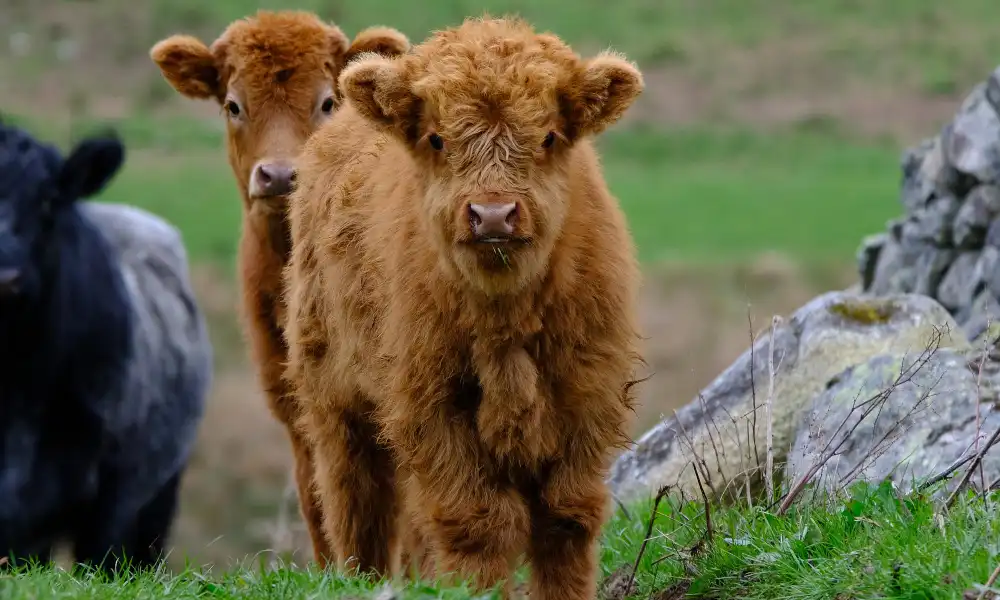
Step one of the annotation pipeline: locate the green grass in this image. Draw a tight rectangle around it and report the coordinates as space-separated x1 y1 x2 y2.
141 0 1000 77
3 482 997 599
5 112 904 268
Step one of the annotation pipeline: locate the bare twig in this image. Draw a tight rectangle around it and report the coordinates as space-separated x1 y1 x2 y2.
612 492 633 522
673 410 716 494
918 438 983 492
946 423 1000 509
977 561 1000 600
834 381 942 493
975 321 992 495
765 315 780 504
626 484 671 595
748 306 761 478
719 403 754 508
777 327 945 515
692 461 714 545
698 393 729 490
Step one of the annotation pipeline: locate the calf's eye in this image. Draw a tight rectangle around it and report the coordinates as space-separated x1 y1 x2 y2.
321 97 335 115
542 131 556 148
225 100 241 118
429 133 444 151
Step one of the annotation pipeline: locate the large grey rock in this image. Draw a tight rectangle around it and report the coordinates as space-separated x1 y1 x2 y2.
962 289 1000 344
785 347 1000 498
902 195 960 247
913 247 956 296
609 291 968 503
943 74 1000 184
900 138 938 213
869 237 928 296
954 185 1000 248
916 136 970 200
936 251 982 312
857 233 887 291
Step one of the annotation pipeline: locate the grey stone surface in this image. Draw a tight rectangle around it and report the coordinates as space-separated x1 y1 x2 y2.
608 292 966 503
857 233 887 291
954 185 1000 248
786 347 1000 498
856 67 1000 337
944 74 1000 184
913 247 956 297
936 251 981 311
615 70 1000 504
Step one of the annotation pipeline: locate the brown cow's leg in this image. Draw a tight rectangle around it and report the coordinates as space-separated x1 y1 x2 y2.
404 467 527 597
238 230 334 567
309 399 400 578
526 470 608 600
397 490 434 581
286 428 331 567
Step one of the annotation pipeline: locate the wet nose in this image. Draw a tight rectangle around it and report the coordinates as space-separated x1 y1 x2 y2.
250 162 296 198
0 268 21 296
468 202 518 240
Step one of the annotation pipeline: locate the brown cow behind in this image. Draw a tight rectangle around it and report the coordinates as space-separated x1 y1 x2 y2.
148 11 410 567
284 16 645 599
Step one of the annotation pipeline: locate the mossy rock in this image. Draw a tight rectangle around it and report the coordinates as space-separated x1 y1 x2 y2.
610 291 968 503
828 297 898 325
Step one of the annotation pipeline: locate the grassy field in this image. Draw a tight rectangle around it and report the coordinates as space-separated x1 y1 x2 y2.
3 483 998 599
3 0 1000 587
3 112 904 266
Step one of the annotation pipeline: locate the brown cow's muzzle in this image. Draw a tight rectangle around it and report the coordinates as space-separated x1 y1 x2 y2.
249 160 296 199
467 199 519 243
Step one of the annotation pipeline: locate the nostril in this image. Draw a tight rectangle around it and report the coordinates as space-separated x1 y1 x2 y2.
289 171 297 183
468 204 483 230
504 204 518 227
258 167 273 185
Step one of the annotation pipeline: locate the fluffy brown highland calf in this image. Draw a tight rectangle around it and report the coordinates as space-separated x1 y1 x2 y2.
284 16 645 598
148 11 410 567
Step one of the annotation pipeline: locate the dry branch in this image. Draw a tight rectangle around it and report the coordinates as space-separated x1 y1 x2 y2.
777 325 947 515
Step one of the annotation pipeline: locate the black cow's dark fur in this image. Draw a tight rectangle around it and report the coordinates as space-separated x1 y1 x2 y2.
0 122 212 574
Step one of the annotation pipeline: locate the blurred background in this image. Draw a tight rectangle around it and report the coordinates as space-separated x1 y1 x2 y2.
3 0 999 572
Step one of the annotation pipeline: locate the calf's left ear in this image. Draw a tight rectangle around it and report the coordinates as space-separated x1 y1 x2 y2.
562 51 644 139
339 54 419 142
58 135 126 202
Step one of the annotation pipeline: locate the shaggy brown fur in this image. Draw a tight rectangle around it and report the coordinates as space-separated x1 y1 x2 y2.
148 11 410 567
284 16 644 598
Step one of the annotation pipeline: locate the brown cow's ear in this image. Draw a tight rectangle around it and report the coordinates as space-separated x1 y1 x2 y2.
346 27 410 63
150 35 220 100
561 51 644 140
339 54 419 142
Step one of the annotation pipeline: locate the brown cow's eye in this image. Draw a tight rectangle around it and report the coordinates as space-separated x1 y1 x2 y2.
321 97 335 114
428 133 444 151
542 131 555 148
225 100 241 118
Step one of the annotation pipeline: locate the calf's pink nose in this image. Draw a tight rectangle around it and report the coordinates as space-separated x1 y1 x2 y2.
250 162 296 198
468 202 517 239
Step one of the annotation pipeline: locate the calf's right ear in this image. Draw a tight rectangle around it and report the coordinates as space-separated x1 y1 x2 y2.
339 54 419 142
150 35 220 100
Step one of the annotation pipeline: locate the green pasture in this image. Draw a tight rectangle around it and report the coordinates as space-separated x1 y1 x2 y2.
6 112 905 268
2 484 997 599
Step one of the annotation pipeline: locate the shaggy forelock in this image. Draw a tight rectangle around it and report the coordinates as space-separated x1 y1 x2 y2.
219 11 337 89
408 17 581 177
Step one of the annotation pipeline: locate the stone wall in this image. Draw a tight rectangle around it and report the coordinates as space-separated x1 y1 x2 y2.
858 66 1000 345
611 66 1000 503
